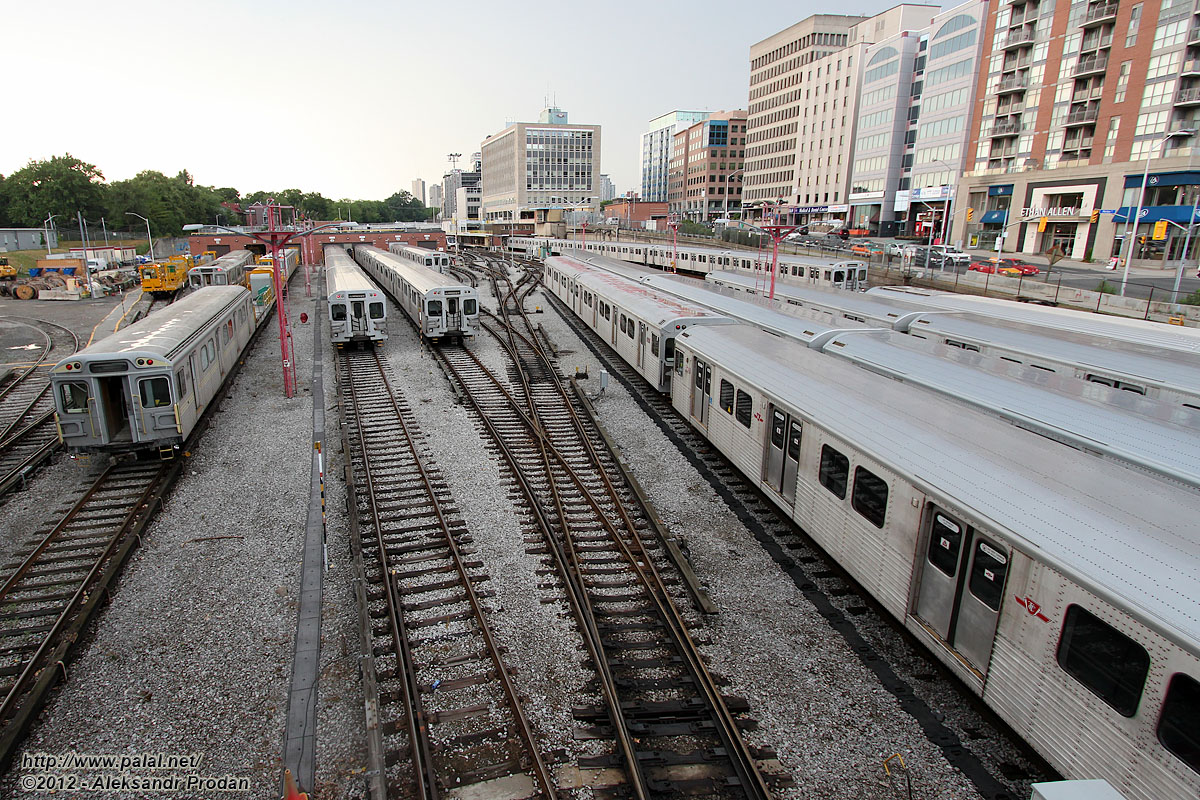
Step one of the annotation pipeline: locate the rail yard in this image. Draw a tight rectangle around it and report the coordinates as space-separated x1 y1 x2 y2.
0 238 1194 800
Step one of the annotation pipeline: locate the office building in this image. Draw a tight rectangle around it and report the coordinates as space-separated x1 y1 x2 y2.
428 184 443 219
744 6 940 229
480 107 602 226
642 110 711 201
411 179 427 208
667 110 749 221
598 174 616 202
848 1 986 238
953 0 1200 266
443 153 481 222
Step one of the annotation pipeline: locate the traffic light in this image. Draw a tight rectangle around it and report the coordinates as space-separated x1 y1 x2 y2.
966 207 974 222
1089 209 1100 224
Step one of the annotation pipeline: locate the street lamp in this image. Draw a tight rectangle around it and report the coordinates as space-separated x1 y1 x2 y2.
1121 128 1196 295
723 169 745 226
125 212 154 261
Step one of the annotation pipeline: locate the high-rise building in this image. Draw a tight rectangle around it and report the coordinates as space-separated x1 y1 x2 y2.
667 111 749 221
641 111 711 201
848 1 986 238
953 0 1200 267
443 154 481 222
480 107 601 225
744 7 940 229
411 179 427 207
428 184 443 219
598 174 616 202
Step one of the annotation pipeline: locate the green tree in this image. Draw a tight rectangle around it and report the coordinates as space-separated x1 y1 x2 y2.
1 154 106 227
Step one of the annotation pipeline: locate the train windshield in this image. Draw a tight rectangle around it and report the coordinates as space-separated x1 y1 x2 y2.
60 382 89 413
427 300 442 316
331 304 347 321
463 299 477 315
369 303 384 319
139 377 172 408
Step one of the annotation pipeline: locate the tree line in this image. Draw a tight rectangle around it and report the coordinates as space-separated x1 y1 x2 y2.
0 154 434 238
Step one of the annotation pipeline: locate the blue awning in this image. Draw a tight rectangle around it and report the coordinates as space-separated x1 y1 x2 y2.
1123 171 1200 189
1112 205 1200 223
981 209 1008 224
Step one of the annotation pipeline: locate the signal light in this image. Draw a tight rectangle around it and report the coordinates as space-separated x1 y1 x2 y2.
966 208 974 222
1090 209 1100 223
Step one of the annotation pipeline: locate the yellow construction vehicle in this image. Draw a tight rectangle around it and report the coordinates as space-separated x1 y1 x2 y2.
0 257 15 281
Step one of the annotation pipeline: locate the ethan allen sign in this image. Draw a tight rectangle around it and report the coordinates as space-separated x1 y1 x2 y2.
1020 206 1079 218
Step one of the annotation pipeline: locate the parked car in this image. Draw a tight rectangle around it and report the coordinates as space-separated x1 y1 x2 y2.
849 240 886 256
928 244 971 266
969 257 1040 276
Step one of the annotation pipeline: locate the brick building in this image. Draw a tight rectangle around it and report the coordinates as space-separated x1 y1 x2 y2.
667 110 749 222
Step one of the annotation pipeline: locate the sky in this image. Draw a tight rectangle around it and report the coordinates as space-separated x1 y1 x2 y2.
7 0 903 203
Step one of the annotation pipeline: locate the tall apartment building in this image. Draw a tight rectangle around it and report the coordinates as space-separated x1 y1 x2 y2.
744 6 940 229
480 107 601 226
953 0 1200 265
642 111 711 201
443 154 481 222
666 111 749 221
598 174 616 202
428 184 443 219
411 179 427 207
849 1 987 238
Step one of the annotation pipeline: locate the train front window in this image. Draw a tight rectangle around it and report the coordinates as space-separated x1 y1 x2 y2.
369 302 384 319
1158 673 1200 774
427 300 442 316
331 304 347 321
463 299 477 315
60 382 89 413
1057 604 1149 718
139 377 172 408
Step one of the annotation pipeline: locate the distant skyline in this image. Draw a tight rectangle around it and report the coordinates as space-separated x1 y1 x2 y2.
7 0 906 206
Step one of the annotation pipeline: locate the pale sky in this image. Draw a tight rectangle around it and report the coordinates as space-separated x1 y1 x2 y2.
7 0 903 202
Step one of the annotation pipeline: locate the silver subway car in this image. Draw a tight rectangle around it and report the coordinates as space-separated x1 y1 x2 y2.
354 245 477 342
325 245 387 347
187 250 256 289
52 286 256 456
388 242 452 273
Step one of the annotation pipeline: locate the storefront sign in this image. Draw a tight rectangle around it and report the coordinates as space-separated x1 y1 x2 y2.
1020 206 1078 218
913 186 953 200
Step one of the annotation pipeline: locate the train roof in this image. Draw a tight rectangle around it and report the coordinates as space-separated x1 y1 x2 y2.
188 250 254 275
545 254 729 329
391 243 447 259
358 246 471 295
575 251 1200 484
65 286 249 362
870 285 1200 355
326 257 381 297
677 323 1200 652
516 236 866 271
706 270 930 325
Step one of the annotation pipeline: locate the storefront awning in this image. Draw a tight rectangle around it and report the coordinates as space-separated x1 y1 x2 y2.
1122 171 1200 189
1112 205 1200 223
981 209 1008 224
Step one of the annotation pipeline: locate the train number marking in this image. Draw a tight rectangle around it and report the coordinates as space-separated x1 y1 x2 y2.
1014 595 1050 622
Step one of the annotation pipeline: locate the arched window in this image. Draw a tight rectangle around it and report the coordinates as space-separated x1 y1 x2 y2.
934 14 976 40
867 46 898 66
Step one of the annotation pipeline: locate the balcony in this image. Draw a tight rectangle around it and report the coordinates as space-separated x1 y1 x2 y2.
997 103 1026 116
1002 29 1037 48
992 120 1022 136
1170 118 1200 132
1063 136 1095 150
998 74 1030 93
1189 26 1200 44
1176 86 1200 106
1183 59 1200 77
1081 1 1119 26
1071 85 1105 103
1074 54 1109 76
1064 108 1099 125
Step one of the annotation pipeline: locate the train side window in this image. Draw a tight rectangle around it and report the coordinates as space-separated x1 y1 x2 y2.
719 380 734 413
627 322 634 340
199 345 210 371
1056 605 1149 718
651 334 660 356
222 320 232 344
968 539 1008 611
139 376 172 408
819 445 849 499
331 304 347 321
851 466 888 527
927 513 962 576
734 389 752 428
60 382 89 413
1158 673 1200 774
176 369 188 399
369 302 384 319
619 316 627 334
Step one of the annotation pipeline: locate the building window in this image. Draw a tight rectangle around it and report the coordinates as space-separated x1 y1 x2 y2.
1126 3 1143 47
1056 605 1149 718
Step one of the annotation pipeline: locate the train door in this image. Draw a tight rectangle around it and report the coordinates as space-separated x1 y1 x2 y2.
691 358 711 426
764 405 802 504
610 306 619 345
446 296 461 332
913 505 1009 674
636 322 646 369
351 297 366 335
98 375 132 443
188 354 200 407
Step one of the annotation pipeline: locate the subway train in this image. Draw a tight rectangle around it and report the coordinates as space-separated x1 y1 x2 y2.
51 287 258 457
388 242 452 272
186 250 256 289
353 245 478 342
539 251 1200 800
325 245 387 348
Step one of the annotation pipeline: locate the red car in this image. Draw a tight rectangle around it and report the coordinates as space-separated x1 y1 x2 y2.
969 258 1040 276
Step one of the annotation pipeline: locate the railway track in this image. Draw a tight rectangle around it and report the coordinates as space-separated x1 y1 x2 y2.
0 319 80 497
0 459 176 768
433 259 780 799
533 267 1046 800
337 348 557 799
